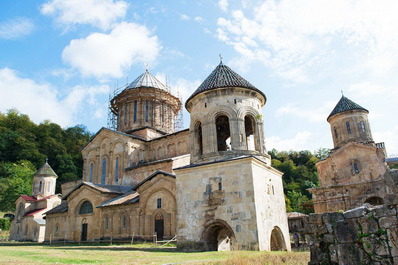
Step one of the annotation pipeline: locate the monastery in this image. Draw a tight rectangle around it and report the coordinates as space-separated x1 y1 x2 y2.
10 61 290 251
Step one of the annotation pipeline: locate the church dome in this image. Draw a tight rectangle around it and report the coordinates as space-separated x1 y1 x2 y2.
186 62 266 106
327 95 368 121
125 69 168 91
33 162 58 178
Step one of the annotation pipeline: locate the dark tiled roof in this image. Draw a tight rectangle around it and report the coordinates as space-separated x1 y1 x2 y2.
20 194 58 202
24 208 46 216
327 96 368 121
186 62 266 105
62 181 133 200
45 201 68 215
133 170 176 190
97 190 139 208
33 162 58 178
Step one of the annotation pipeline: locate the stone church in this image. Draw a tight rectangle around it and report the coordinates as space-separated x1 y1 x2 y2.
309 95 388 213
41 61 290 251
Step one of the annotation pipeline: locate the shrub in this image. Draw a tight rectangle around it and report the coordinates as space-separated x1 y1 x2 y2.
0 218 11 231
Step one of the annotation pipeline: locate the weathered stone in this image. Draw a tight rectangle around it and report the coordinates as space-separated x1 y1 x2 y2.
379 217 398 229
335 220 358 243
322 212 344 233
337 244 361 265
308 213 323 225
387 228 398 257
343 204 371 219
323 234 335 243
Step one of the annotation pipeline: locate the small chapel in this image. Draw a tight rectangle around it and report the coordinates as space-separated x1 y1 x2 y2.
36 60 290 251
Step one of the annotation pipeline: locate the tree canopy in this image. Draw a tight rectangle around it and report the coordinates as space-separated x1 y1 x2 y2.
0 109 91 211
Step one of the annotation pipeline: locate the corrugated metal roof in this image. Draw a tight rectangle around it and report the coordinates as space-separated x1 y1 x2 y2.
126 69 167 91
186 62 266 104
33 162 58 178
327 95 368 121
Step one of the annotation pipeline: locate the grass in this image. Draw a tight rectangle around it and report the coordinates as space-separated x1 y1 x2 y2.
0 243 310 264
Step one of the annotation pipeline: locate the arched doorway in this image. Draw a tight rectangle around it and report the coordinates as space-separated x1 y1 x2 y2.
155 214 164 240
270 226 287 251
81 219 88 242
365 197 384 206
201 220 235 251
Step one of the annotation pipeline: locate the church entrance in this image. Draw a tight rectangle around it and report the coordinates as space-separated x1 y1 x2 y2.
201 220 235 251
270 226 286 251
155 214 164 240
81 220 88 242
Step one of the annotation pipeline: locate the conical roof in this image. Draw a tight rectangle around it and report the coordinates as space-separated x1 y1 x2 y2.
327 95 368 121
33 162 58 178
126 69 167 91
186 62 266 104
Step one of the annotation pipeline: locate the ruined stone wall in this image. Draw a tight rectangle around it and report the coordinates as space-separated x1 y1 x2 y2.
305 170 398 265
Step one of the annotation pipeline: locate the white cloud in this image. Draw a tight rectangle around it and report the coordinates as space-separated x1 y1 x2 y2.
180 14 190 20
41 0 128 30
154 73 200 102
0 17 34 39
276 101 336 122
0 68 108 127
373 126 398 158
62 22 161 79
218 0 229 12
267 131 313 151
216 0 398 83
194 16 203 22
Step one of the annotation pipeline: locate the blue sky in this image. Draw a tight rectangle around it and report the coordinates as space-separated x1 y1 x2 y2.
0 0 397 155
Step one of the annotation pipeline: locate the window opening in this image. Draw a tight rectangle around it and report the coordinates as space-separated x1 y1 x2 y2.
157 198 162 209
334 127 338 139
101 158 106 184
205 103 207 108
346 122 351 134
234 99 237 104
115 157 119 182
145 100 149 122
122 215 126 229
245 115 256 151
56 225 58 233
216 115 231 151
79 201 93 214
105 216 109 230
360 121 365 132
89 163 93 182
48 181 51 192
196 122 203 156
124 104 127 125
218 182 222 191
354 163 359 174
39 181 42 192
133 100 137 123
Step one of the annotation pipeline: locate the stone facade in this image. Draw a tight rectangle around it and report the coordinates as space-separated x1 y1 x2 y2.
309 96 388 213
9 162 61 242
304 170 398 265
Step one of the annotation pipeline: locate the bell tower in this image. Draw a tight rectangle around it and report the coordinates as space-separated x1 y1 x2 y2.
32 160 58 198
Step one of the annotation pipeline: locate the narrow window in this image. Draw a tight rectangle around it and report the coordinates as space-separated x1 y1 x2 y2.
234 99 237 104
124 104 127 125
245 115 256 151
216 115 231 151
360 121 365 132
101 158 106 184
346 122 351 134
55 225 58 233
218 182 222 191
157 198 162 209
145 100 149 122
122 215 126 229
195 122 203 156
334 127 338 139
48 181 51 192
205 103 207 108
89 163 93 182
272 185 275 195
39 181 42 192
115 157 119 182
133 100 137 123
354 163 359 173
105 216 109 230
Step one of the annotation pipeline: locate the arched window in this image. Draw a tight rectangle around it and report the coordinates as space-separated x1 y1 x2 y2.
89 163 93 182
195 122 203 156
79 201 93 214
334 127 338 139
115 157 119 182
157 198 162 209
145 100 149 122
124 104 127 125
245 115 256 151
353 163 359 174
360 121 366 132
105 216 109 230
39 181 42 192
101 158 106 184
133 100 137 123
216 115 231 152
346 122 351 134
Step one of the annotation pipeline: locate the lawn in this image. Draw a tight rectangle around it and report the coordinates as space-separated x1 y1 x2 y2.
0 244 310 265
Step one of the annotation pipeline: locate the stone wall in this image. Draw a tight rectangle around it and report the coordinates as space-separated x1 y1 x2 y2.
304 170 398 265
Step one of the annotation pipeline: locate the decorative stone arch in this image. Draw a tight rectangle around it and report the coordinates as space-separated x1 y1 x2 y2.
16 202 24 222
100 154 109 184
201 219 236 251
103 214 111 234
365 196 384 206
76 199 94 215
270 226 287 251
119 211 129 232
142 187 177 211
152 208 168 240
